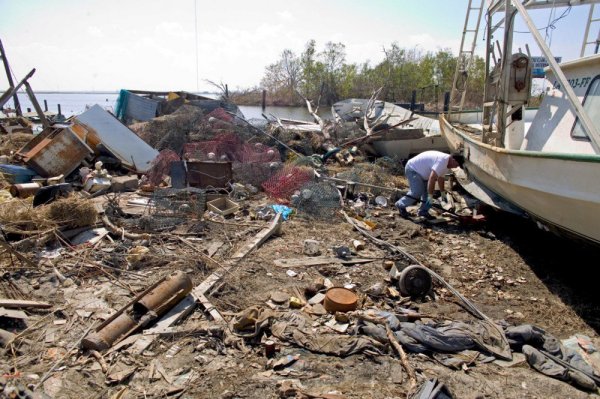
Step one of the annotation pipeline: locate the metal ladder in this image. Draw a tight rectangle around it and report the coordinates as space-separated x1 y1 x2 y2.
449 0 485 115
581 4 600 57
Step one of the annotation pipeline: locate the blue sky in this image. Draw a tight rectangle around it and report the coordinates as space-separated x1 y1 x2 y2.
0 0 594 92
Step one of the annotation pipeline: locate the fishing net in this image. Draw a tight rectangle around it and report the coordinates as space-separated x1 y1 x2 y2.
206 107 234 123
292 181 341 220
232 162 282 188
145 149 181 186
182 133 280 163
262 165 314 200
374 156 405 176
130 105 205 153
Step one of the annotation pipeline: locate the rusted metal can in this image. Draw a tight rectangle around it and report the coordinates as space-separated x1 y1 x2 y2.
264 340 276 358
9 182 42 198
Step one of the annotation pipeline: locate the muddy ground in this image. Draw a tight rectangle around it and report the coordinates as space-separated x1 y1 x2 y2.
1 190 599 399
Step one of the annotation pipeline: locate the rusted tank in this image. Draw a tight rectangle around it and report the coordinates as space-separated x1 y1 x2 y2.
9 182 41 198
81 271 193 351
81 313 137 351
133 271 193 316
16 125 93 177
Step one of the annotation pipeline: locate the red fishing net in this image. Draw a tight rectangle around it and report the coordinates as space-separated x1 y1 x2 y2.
261 165 314 200
145 149 181 186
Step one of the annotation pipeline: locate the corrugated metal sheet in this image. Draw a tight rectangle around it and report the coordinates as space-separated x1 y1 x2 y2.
17 127 93 177
74 105 158 173
123 91 159 122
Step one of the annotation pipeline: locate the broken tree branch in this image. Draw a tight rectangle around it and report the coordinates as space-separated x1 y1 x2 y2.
386 326 417 394
102 215 150 240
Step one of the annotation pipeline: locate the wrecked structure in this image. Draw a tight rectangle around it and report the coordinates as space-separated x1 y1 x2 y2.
1 51 600 398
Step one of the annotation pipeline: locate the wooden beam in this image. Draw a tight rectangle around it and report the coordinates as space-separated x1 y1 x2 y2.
0 299 51 309
0 39 22 116
0 68 35 109
273 257 375 268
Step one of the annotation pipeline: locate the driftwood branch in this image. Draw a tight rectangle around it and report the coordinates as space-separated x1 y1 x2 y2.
386 326 417 394
102 215 149 241
363 87 394 136
295 89 330 140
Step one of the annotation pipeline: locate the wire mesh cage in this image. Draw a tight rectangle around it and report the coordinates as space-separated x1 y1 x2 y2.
150 187 207 218
293 181 341 220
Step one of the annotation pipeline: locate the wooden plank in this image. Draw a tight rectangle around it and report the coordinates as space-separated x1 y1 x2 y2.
0 299 51 309
143 294 197 336
195 292 226 324
230 213 282 260
0 307 28 319
193 212 283 297
273 257 375 268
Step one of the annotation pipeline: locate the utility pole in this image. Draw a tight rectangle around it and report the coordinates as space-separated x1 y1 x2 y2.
0 39 22 116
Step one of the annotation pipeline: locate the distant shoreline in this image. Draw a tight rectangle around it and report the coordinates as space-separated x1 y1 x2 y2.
12 90 220 95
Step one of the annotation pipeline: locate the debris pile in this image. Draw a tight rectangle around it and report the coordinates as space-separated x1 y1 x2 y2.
1 90 598 399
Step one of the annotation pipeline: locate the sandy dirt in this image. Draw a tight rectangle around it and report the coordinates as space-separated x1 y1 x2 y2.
1 184 599 399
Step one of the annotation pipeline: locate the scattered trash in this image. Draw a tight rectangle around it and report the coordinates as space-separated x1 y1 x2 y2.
303 239 321 256
207 197 239 216
323 287 358 313
81 271 193 351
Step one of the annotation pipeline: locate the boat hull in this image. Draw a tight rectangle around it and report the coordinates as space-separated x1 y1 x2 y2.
370 133 449 159
440 116 600 244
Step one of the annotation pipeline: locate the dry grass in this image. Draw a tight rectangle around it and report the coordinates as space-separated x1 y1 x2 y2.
0 197 55 234
0 195 97 235
0 132 34 156
44 196 97 229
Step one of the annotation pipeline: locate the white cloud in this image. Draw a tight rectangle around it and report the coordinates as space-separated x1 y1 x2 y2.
155 22 193 39
87 26 104 38
276 10 293 21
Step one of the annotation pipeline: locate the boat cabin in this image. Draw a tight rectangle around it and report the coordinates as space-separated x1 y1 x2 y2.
522 53 600 155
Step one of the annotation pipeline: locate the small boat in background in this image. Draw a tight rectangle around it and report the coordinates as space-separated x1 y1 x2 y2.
332 98 448 159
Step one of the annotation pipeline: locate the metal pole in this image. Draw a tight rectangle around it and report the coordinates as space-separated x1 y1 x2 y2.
512 0 600 151
0 39 22 116
581 4 594 57
497 0 515 145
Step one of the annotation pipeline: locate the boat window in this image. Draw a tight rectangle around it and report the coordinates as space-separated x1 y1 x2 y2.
572 75 600 140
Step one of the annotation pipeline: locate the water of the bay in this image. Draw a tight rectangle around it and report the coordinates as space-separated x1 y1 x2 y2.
5 92 330 121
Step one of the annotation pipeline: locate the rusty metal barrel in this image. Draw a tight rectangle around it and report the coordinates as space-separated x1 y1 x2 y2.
9 182 42 198
133 271 193 316
81 313 137 351
81 271 193 351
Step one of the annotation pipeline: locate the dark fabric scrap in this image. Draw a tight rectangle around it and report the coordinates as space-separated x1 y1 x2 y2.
507 324 598 391
271 311 384 357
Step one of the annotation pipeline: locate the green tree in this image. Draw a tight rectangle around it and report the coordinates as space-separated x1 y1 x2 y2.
261 49 302 104
318 41 347 105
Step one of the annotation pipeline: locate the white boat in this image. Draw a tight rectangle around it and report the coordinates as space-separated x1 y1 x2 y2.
332 98 449 159
441 0 600 244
